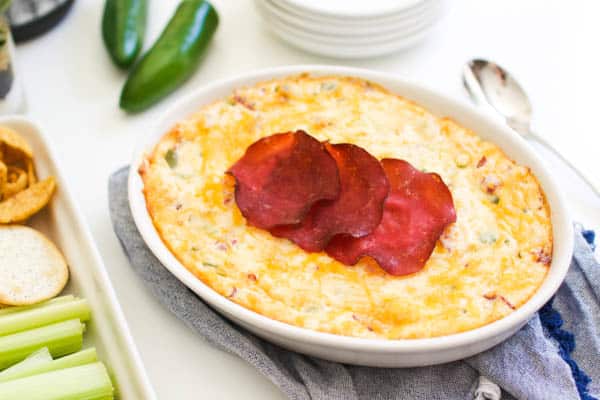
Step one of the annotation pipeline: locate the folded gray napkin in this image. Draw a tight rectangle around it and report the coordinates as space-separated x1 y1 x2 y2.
109 167 600 400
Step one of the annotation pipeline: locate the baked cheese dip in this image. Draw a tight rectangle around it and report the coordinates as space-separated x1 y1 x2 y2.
139 75 552 339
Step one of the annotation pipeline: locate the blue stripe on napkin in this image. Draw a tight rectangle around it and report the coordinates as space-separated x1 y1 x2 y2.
582 230 596 250
540 229 598 400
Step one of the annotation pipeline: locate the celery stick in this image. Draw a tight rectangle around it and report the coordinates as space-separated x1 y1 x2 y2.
0 362 114 400
0 348 97 382
0 319 84 370
0 348 52 377
0 298 91 336
0 296 76 316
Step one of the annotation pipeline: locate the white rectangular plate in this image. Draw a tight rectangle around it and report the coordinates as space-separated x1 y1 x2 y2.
0 115 156 399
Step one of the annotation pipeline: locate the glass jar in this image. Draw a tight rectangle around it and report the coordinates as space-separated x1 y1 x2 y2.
0 14 24 114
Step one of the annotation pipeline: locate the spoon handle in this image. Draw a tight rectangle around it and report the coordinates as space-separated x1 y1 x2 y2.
529 131 600 198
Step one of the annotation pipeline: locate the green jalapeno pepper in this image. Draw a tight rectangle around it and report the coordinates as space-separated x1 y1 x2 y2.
120 0 219 113
102 0 147 68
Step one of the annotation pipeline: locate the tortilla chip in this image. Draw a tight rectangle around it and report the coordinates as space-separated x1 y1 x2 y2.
26 159 36 185
0 177 56 223
0 126 33 163
0 161 6 200
3 166 28 198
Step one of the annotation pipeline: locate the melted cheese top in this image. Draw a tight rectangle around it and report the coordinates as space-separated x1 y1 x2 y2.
140 75 552 339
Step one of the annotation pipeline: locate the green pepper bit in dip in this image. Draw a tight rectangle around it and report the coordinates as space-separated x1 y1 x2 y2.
165 149 178 168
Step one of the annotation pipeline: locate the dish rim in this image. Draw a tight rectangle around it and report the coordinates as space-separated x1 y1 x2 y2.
259 0 439 36
128 65 573 353
258 0 441 46
276 0 426 20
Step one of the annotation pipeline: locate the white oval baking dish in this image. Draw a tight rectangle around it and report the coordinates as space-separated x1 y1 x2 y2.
128 66 573 367
0 116 156 397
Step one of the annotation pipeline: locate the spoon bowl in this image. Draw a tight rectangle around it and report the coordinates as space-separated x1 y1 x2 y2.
463 59 533 134
463 58 600 196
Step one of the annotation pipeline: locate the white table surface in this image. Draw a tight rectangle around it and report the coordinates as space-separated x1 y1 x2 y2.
14 0 600 398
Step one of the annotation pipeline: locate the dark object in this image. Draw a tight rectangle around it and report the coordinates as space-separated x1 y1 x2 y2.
7 0 76 43
0 63 13 98
0 19 13 97
120 0 218 113
102 0 147 68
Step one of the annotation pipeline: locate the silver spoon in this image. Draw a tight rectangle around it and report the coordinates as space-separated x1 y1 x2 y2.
463 58 600 197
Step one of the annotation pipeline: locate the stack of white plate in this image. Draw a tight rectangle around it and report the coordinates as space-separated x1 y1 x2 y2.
255 0 447 59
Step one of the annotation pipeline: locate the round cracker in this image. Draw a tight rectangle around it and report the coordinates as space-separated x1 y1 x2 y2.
0 126 33 162
0 176 56 223
0 225 69 305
